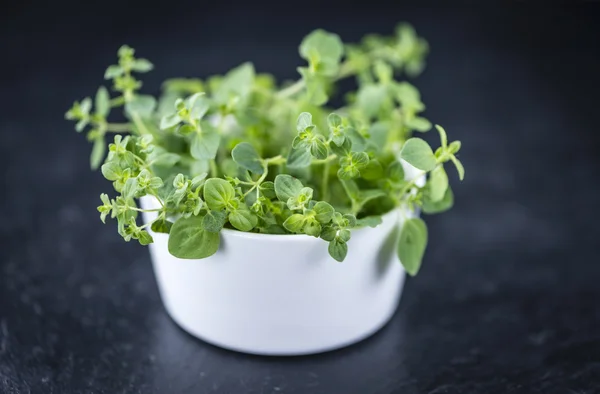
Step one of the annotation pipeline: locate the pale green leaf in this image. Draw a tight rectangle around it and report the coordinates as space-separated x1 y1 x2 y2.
356 215 383 228
300 29 344 68
296 112 313 132
283 214 306 233
95 87 110 117
400 138 436 171
202 210 227 233
125 95 156 117
428 165 448 202
232 142 264 174
131 58 154 73
168 215 220 259
398 218 428 276
274 174 303 201
229 205 258 231
203 178 235 210
450 155 465 181
90 137 106 170
328 239 348 262
423 185 454 214
313 201 334 223
310 138 328 160
191 129 220 160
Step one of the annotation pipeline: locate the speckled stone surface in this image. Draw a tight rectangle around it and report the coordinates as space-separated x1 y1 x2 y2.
1 3 599 393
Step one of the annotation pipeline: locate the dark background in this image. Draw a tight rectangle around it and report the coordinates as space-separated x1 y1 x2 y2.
1 1 600 393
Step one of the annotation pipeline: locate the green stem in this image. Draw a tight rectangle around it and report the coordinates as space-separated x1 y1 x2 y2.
106 123 132 132
130 207 162 213
209 159 218 178
110 96 126 107
131 112 151 136
276 80 305 99
243 162 269 198
321 160 330 201
276 60 357 99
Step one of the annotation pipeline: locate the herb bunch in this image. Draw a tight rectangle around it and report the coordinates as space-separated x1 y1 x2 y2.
66 24 464 275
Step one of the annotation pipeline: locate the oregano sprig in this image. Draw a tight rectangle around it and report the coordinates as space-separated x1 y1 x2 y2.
67 23 465 274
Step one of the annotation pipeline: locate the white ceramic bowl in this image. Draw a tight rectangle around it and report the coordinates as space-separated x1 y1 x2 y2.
139 162 423 356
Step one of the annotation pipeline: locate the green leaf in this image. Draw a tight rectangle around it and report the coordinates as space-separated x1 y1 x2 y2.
310 138 328 160
423 185 454 214
313 201 334 223
296 112 313 132
283 214 305 233
428 165 448 202
395 81 424 111
160 113 182 130
298 67 329 105
303 217 321 237
95 87 110 117
150 152 181 167
330 137 351 156
406 116 431 132
287 187 313 210
202 210 227 233
337 166 359 180
186 93 209 119
356 85 387 118
214 62 255 103
345 128 367 152
204 178 235 210
320 226 336 241
387 161 405 183
398 218 428 276
191 129 220 160
131 58 154 73
232 142 264 174
328 239 348 262
101 162 121 181
358 189 386 205
229 205 258 232
327 113 342 128
75 118 88 133
90 137 106 170
286 146 311 169
435 124 448 148
168 215 220 259
300 29 344 72
356 215 383 228
337 229 351 243
125 95 156 117
104 65 124 79
122 177 139 199
259 181 276 199
448 140 461 154
361 160 383 180
137 230 154 245
151 219 173 234
400 138 436 171
190 173 208 190
274 174 303 202
450 155 465 180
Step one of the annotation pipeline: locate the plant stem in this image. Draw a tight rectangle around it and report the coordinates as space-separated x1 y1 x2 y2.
131 112 151 136
276 80 305 99
275 60 357 99
130 207 162 213
321 160 330 201
209 160 218 178
243 163 269 198
106 123 132 132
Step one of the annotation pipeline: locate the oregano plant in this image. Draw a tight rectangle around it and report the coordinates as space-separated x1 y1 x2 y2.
67 24 464 275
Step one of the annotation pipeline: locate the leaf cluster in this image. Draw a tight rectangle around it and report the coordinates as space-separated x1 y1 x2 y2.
66 23 464 274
